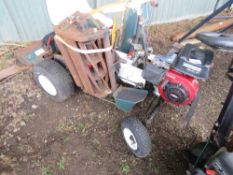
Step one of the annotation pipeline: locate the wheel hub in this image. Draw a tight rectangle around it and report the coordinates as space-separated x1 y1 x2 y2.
123 128 138 151
38 75 57 96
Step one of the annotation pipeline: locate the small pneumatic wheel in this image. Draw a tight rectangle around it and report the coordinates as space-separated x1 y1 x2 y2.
33 60 75 102
121 117 152 158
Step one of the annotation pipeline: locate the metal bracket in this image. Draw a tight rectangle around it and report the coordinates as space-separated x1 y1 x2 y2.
185 90 201 127
145 97 162 126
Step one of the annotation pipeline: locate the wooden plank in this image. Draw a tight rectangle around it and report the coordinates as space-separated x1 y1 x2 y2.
180 39 201 46
0 65 29 81
171 18 233 41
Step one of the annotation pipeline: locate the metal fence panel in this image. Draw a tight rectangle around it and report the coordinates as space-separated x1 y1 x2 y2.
0 0 228 42
0 0 53 42
153 0 226 23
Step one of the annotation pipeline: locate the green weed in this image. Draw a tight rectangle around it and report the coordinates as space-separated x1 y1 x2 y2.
79 123 86 133
24 112 34 122
57 120 79 133
121 163 130 174
57 122 65 130
41 166 52 175
56 157 65 171
3 51 13 60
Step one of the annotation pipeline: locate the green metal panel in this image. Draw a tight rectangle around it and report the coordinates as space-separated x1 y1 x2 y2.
0 1 21 41
0 0 53 42
0 0 229 42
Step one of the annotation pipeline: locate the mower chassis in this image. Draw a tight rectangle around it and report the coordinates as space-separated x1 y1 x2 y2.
36 0 230 158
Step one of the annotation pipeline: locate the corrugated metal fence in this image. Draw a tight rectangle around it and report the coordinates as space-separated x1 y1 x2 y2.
0 0 52 42
0 0 227 42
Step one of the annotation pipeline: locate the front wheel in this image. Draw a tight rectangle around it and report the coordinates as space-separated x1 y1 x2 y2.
33 60 75 102
121 117 152 158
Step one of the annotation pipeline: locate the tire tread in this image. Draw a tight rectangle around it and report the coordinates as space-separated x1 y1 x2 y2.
33 60 74 102
121 117 151 158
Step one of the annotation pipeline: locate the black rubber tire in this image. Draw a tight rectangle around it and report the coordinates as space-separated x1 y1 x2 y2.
121 117 152 158
33 60 75 102
42 32 60 53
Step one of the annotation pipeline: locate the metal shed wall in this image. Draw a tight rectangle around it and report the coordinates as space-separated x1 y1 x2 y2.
0 0 227 42
0 0 53 42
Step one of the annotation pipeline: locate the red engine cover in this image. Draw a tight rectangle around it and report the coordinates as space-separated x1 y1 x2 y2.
158 69 199 106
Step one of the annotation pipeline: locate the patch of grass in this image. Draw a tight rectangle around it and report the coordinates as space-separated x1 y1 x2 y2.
121 163 130 174
32 160 40 167
41 166 52 175
57 120 79 133
79 123 86 133
56 157 65 171
24 112 34 122
0 50 14 71
68 120 79 132
57 122 65 130
3 51 13 60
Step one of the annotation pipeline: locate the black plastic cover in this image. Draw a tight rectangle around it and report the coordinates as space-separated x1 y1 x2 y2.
173 44 214 80
197 32 233 50
142 64 166 85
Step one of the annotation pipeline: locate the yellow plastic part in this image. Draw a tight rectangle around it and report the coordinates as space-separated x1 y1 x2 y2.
111 14 118 46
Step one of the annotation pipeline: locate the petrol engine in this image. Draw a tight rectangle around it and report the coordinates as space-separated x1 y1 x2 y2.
117 44 213 106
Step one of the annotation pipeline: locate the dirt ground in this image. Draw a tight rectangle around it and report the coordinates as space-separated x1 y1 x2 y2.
0 19 232 175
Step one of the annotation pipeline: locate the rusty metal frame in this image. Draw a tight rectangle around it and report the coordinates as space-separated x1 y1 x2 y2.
54 12 118 98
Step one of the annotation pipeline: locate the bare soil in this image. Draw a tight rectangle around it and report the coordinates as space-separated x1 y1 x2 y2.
0 19 232 175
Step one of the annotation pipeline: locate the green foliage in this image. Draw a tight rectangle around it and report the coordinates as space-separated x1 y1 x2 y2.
121 163 130 174
57 120 79 133
57 122 65 131
24 112 34 122
79 123 86 133
56 157 65 171
0 51 13 71
3 51 13 60
41 166 52 175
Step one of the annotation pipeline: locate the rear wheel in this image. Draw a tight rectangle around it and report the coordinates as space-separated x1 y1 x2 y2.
33 60 75 102
121 117 152 158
